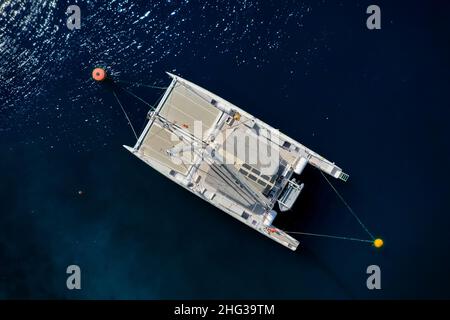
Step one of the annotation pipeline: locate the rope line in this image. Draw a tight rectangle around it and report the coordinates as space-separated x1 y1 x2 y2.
112 90 138 139
284 231 372 243
120 86 156 110
320 170 375 240
116 80 167 90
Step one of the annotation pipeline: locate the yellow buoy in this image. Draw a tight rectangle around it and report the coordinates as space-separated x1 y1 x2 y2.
373 238 384 248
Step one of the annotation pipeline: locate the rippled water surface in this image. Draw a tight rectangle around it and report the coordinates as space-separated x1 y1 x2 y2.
1 0 450 299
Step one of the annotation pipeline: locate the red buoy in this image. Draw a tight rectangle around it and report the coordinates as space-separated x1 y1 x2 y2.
92 68 106 82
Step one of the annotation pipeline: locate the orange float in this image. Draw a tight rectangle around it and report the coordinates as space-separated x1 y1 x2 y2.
92 68 107 81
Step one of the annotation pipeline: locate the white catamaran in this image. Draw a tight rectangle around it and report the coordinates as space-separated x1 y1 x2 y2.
124 73 348 251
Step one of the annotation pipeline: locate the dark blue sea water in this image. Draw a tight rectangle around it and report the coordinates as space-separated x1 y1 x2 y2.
1 0 450 299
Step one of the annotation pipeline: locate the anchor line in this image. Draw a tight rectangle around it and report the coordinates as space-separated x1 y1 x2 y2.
281 171 376 245
119 85 167 135
284 231 372 244
119 85 156 110
319 170 375 240
115 80 167 90
112 82 170 140
112 90 138 140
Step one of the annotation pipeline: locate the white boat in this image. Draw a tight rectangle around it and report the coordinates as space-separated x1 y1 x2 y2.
124 73 348 251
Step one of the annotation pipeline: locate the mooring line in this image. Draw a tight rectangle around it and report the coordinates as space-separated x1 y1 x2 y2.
112 90 138 139
320 170 375 240
284 231 372 243
119 85 156 110
116 80 167 90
